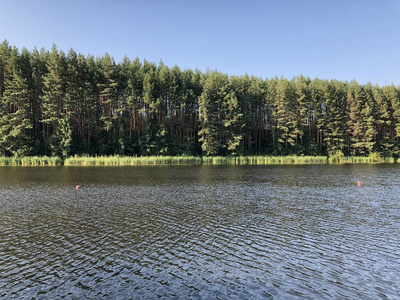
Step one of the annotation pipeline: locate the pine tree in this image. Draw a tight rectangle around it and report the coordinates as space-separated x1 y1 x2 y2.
198 72 226 155
273 78 299 153
0 47 33 156
231 74 266 154
97 53 119 146
382 85 400 156
198 71 244 155
309 79 327 154
179 68 202 155
323 81 347 155
141 67 161 155
223 90 244 154
30 47 48 152
294 75 311 147
0 40 12 100
347 82 377 155
120 57 143 154
82 54 99 154
40 45 67 155
53 115 72 158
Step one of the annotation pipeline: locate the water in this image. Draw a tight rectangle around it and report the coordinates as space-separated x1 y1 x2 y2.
1 164 400 299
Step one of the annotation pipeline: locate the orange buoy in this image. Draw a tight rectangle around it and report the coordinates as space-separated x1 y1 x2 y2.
76 185 81 189
357 181 361 186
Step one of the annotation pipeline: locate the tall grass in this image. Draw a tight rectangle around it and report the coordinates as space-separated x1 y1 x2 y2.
329 156 395 164
64 155 202 166
0 156 63 166
201 156 328 165
65 155 328 166
0 155 397 166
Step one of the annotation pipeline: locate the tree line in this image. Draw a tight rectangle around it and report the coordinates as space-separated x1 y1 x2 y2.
1 40 400 158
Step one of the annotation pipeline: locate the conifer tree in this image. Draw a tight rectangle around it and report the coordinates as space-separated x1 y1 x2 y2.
30 47 48 151
382 85 400 156
273 78 299 152
40 46 67 155
323 81 347 155
294 75 311 146
347 82 377 155
141 67 162 155
309 79 327 153
97 54 119 130
198 71 244 155
0 48 33 156
121 57 143 154
0 40 12 102
179 69 202 154
198 72 227 155
223 90 244 154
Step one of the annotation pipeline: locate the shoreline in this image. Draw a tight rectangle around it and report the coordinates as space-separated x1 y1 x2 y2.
0 155 396 166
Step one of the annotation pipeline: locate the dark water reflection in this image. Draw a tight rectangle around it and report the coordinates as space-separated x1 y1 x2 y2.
1 165 400 299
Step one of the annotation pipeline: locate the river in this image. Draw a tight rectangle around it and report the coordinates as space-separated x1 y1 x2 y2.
1 164 399 299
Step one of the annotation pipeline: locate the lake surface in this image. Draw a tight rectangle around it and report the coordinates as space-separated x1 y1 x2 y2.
1 164 400 299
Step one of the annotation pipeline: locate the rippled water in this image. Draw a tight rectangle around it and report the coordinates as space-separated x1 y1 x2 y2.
1 165 400 299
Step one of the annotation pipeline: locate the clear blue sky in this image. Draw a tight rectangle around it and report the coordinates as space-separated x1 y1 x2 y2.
1 0 399 86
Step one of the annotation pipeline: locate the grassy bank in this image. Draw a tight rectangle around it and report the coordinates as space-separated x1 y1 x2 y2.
0 156 63 166
64 156 202 166
0 155 397 166
64 155 328 166
201 156 328 165
328 156 395 164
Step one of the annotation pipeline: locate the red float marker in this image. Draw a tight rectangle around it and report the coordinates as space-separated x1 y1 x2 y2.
76 185 81 189
357 181 362 186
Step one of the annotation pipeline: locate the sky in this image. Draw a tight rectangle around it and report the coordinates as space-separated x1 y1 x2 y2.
1 0 399 86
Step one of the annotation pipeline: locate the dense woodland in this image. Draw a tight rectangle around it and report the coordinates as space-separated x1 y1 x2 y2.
1 40 400 158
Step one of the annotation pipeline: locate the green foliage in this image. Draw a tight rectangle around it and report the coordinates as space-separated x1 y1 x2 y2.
274 78 300 150
201 155 327 165
329 155 394 164
50 115 72 158
0 41 399 160
198 71 244 156
0 47 33 157
64 155 202 166
0 156 63 166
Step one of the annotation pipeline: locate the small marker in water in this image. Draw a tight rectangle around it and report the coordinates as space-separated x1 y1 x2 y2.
357 181 362 186
76 185 81 189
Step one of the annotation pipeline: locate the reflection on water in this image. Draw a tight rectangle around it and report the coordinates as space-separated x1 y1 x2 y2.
1 165 400 299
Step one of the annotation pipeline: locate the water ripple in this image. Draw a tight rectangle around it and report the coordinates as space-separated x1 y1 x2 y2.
1 165 400 299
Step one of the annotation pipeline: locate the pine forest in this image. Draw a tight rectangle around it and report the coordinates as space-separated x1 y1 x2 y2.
1 40 400 159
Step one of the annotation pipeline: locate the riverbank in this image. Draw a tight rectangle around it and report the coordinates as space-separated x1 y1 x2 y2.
0 156 64 166
0 155 396 166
